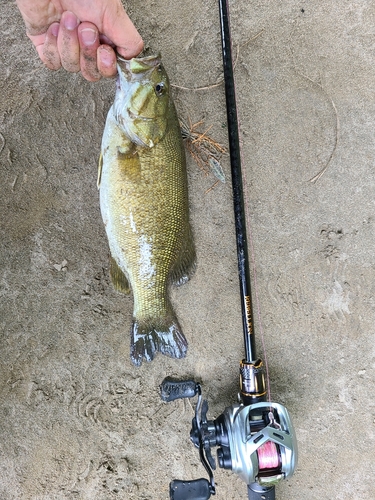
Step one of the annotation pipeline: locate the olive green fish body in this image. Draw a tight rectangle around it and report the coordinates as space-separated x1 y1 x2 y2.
99 54 195 366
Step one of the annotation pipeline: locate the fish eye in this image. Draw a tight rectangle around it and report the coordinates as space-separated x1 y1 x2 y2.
154 82 165 96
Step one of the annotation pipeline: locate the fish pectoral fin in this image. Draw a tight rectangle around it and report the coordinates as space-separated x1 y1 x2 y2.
117 142 137 158
117 146 142 182
97 151 103 189
110 257 131 294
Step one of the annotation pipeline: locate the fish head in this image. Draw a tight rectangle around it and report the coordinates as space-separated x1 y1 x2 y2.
114 54 170 148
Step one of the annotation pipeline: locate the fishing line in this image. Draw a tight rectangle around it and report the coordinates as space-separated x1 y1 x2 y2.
242 152 272 402
257 441 281 470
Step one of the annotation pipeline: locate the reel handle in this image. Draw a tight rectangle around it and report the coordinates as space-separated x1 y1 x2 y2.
169 479 275 499
170 479 212 500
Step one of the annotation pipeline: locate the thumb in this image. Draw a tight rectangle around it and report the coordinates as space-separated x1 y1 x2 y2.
102 4 143 59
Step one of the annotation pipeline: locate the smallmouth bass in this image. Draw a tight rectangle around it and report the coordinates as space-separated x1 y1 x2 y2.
98 54 195 366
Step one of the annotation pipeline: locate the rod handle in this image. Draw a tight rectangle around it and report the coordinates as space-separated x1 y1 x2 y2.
248 483 275 500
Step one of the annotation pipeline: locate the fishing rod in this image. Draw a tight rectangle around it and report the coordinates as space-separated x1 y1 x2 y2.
160 1 298 499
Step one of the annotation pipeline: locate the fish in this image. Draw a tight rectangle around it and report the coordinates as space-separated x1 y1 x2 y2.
98 53 196 366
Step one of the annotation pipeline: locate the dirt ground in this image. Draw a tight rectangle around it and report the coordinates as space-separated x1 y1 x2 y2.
1 0 375 499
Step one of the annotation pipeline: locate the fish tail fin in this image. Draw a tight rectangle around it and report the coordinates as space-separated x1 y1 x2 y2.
130 315 188 366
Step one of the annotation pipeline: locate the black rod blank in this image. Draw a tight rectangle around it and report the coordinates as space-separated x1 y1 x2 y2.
218 0 256 362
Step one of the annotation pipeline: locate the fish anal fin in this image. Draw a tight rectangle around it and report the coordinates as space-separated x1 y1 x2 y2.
110 257 131 294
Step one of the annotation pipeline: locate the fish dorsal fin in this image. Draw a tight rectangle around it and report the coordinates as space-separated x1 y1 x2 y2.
110 257 131 294
170 226 196 286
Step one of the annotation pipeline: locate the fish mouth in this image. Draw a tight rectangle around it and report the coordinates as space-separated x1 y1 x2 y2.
127 107 153 122
117 53 161 79
117 53 161 64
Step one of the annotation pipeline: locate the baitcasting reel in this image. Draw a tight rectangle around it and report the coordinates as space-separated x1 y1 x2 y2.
160 359 298 500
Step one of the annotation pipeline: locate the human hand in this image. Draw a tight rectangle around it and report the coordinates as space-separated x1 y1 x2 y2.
16 0 144 81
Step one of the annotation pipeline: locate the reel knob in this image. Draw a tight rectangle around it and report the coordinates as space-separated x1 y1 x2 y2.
170 479 212 500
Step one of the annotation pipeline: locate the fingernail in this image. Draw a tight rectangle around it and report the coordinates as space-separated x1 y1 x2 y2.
100 48 114 67
80 28 97 45
51 23 59 37
63 11 79 31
